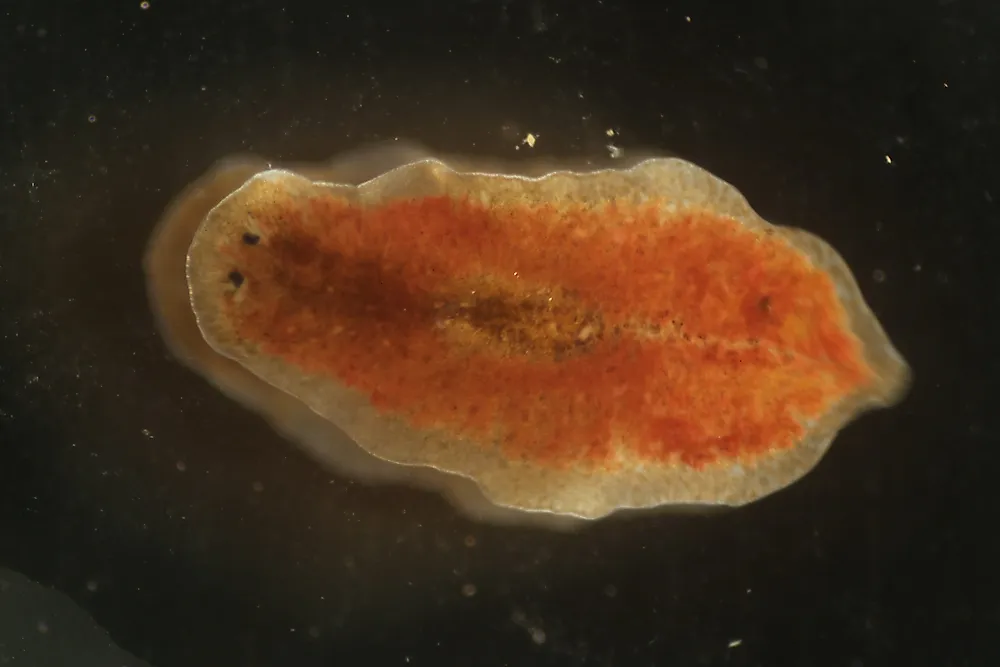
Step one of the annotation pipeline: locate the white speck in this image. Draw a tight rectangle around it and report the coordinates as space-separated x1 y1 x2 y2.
605 128 616 137
607 144 624 159
522 133 537 148
685 15 692 22
729 638 742 648
884 154 892 164
943 82 949 88
141 428 153 438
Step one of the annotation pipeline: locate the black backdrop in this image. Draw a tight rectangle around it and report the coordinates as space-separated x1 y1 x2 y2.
2 1 998 665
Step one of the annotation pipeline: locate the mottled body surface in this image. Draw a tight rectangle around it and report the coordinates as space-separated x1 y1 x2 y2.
147 144 910 523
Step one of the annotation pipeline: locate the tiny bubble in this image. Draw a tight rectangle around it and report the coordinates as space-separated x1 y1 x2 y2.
873 269 886 283
87 115 97 123
140 1 150 8
175 461 187 472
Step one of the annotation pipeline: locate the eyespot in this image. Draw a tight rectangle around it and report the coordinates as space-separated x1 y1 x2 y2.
228 270 245 288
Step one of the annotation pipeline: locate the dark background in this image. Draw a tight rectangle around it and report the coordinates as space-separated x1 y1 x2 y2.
2 0 998 665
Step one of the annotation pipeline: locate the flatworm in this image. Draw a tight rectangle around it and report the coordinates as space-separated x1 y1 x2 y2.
144 142 911 524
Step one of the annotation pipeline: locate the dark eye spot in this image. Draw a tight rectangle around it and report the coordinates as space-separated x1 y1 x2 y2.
242 232 260 245
228 270 245 288
758 295 771 313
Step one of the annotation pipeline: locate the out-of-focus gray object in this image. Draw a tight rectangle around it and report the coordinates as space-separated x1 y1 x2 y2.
0 567 153 667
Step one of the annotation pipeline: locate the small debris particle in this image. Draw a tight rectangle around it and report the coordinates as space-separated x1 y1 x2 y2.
729 638 743 648
522 133 537 148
